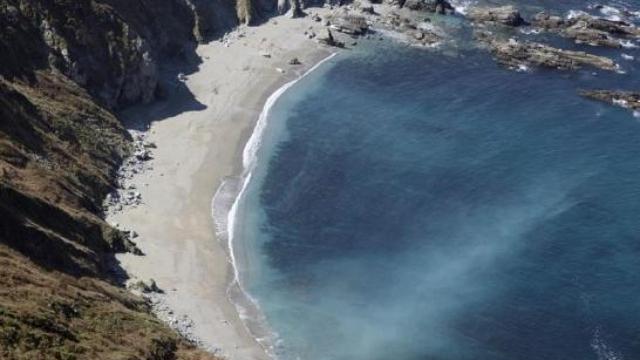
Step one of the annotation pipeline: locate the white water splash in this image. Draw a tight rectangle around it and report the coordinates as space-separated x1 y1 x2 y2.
621 53 635 61
591 328 624 360
449 0 476 15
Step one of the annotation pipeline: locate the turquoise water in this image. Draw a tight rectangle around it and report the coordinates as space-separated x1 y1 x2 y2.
233 2 640 359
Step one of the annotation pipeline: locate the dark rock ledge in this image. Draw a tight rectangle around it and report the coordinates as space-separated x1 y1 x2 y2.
579 90 640 111
532 12 640 48
467 5 528 27
475 31 619 72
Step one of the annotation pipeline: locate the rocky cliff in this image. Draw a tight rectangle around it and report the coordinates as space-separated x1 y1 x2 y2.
0 0 294 358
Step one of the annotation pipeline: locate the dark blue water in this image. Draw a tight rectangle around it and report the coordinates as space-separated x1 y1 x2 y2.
235 1 640 359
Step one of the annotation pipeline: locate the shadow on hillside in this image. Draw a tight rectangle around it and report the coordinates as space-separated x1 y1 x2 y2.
118 44 208 131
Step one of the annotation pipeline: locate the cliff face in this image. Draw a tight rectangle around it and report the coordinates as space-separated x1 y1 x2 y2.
1 0 325 356
0 0 242 358
1 0 199 109
0 73 131 277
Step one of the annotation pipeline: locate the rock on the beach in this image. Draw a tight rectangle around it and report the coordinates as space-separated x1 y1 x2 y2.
358 2 376 15
317 28 343 47
330 14 370 35
579 90 640 111
278 0 305 18
129 278 163 293
467 6 527 27
475 32 618 72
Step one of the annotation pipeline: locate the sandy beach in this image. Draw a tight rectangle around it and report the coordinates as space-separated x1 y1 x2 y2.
108 11 336 360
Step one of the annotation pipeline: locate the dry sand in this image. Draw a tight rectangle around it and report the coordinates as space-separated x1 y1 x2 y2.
109 11 338 360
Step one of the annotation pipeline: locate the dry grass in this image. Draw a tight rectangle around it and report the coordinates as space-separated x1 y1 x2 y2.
0 246 219 360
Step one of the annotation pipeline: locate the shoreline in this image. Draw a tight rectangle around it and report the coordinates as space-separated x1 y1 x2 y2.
218 51 338 356
107 11 335 359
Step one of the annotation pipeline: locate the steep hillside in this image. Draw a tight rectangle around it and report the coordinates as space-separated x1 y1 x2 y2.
0 0 283 358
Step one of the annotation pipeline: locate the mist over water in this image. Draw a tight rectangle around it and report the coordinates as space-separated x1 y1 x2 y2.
233 1 640 359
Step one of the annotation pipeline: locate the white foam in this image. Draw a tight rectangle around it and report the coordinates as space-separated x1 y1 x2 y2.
520 28 542 35
621 53 635 61
599 5 623 21
567 10 589 20
591 327 625 360
242 53 338 169
620 39 638 48
613 98 629 107
449 0 476 15
213 52 338 358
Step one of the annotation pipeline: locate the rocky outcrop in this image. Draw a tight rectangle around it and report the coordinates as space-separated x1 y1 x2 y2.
329 13 370 35
532 12 640 48
467 6 527 27
2 1 155 108
476 32 618 71
402 0 453 14
278 0 306 18
317 28 343 47
0 0 228 358
380 12 443 46
579 90 640 111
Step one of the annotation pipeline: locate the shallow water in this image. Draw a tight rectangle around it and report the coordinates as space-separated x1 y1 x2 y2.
233 1 640 359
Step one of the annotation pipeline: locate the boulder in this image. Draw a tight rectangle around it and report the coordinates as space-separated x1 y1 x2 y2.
330 15 369 35
531 12 566 29
317 28 343 47
467 6 527 26
128 279 163 293
358 1 376 15
403 0 453 14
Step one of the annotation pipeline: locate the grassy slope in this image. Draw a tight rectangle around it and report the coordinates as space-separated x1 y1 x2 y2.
0 1 225 358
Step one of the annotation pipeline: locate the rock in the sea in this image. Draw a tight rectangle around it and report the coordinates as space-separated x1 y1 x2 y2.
579 90 640 111
563 21 622 48
467 6 527 27
475 32 618 71
532 12 640 48
380 12 443 46
531 12 567 29
403 0 453 14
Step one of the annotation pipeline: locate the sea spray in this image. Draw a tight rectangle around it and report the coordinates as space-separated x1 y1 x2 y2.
233 29 640 359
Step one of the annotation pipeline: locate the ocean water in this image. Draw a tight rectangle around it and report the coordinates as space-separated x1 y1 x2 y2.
230 1 640 359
